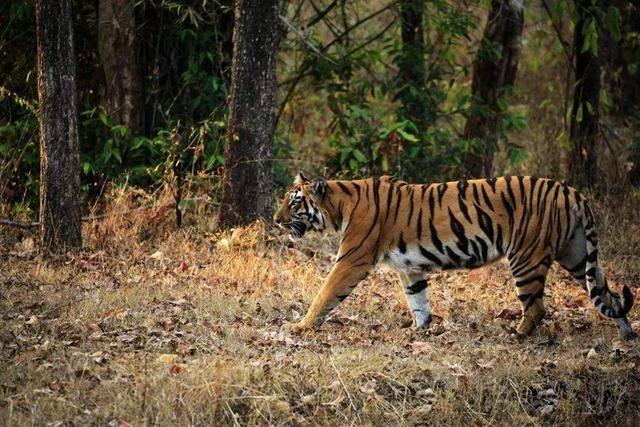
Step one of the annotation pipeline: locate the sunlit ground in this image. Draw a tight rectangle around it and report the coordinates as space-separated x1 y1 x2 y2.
1 187 640 425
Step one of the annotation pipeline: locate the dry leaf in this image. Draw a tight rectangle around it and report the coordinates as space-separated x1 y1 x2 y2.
496 308 520 320
169 363 186 374
149 250 163 260
476 358 497 369
612 340 633 354
411 341 434 355
587 348 597 359
156 354 178 363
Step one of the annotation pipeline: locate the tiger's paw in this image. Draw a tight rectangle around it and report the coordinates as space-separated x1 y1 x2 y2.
516 309 546 336
281 321 310 333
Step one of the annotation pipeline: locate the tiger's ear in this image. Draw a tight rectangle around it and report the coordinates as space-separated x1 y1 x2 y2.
311 176 327 200
294 171 309 185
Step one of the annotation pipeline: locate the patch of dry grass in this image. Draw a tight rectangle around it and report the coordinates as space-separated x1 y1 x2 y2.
1 187 640 425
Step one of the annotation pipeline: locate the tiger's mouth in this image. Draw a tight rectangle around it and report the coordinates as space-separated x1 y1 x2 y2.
281 220 308 240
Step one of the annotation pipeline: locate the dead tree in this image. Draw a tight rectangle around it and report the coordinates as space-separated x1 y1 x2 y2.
36 0 82 251
462 0 524 178
98 0 140 131
217 0 281 227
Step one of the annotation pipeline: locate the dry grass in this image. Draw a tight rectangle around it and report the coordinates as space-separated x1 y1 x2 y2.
1 186 640 426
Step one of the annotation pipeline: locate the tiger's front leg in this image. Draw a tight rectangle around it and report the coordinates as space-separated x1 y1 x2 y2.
400 273 432 328
284 260 372 331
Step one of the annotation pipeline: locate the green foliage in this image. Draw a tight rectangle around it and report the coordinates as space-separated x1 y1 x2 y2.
0 0 230 211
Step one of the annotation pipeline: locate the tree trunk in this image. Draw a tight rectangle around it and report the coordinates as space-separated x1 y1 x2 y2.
397 0 427 133
36 0 82 252
462 0 524 178
217 0 280 228
569 0 600 190
98 0 140 131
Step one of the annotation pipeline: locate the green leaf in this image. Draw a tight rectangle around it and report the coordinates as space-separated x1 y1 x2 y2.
604 6 622 43
396 128 418 142
576 103 583 123
352 148 367 163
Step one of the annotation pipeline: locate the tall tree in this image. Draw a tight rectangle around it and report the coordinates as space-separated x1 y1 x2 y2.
462 0 524 178
217 0 281 227
569 0 600 189
35 0 82 251
98 0 140 131
397 0 427 133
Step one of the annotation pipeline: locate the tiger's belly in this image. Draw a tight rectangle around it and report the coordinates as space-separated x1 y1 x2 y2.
381 244 502 274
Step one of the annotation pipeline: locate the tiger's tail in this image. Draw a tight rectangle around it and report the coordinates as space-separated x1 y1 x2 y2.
580 200 633 320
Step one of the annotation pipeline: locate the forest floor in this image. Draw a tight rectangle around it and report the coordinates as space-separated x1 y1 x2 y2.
1 187 640 426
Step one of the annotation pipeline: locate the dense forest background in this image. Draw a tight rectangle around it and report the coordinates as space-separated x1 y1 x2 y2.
1 0 639 227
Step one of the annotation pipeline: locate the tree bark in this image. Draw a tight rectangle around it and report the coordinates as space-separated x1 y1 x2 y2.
462 0 524 178
98 0 140 131
569 0 600 190
217 0 280 228
36 0 82 251
397 0 427 132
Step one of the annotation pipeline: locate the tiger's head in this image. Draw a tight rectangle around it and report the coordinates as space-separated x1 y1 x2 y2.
273 172 328 240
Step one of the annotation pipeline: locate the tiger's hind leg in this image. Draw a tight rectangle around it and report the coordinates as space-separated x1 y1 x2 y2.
557 224 634 340
509 256 551 336
399 273 431 328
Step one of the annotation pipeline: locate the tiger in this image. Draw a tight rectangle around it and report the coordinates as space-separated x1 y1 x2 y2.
273 173 634 340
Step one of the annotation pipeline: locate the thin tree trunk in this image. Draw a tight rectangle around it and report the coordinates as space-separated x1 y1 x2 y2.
217 0 280 228
98 0 140 131
569 0 600 189
397 0 426 132
462 0 524 178
36 0 82 251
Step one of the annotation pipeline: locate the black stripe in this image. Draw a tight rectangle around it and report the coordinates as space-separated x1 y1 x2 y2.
475 236 488 262
506 176 517 213
469 238 481 261
516 275 545 287
458 195 472 223
481 185 494 211
446 246 462 266
448 208 470 255
393 185 403 224
384 182 394 224
407 186 415 226
486 178 497 193
511 255 549 279
525 289 544 310
517 176 526 205
417 208 423 239
398 233 407 254
500 192 514 224
429 220 445 254
475 204 495 243
419 245 442 266
457 179 468 199
496 224 504 253
472 183 481 206
337 181 352 196
337 294 349 301
406 280 428 295
428 185 435 217
586 250 598 263
437 183 448 207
